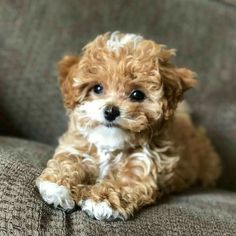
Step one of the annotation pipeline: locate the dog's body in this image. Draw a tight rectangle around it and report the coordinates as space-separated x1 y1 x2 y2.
36 32 221 220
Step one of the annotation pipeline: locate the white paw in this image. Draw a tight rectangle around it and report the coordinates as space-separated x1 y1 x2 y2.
36 180 75 210
80 199 124 221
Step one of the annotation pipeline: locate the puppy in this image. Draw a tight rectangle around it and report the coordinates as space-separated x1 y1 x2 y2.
36 32 221 221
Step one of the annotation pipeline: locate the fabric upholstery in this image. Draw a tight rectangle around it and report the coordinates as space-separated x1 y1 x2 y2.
0 0 235 189
0 137 236 235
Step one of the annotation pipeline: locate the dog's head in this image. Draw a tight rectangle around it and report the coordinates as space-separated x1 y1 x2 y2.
58 32 196 136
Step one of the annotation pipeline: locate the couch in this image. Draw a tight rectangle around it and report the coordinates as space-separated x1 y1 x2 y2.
0 0 236 235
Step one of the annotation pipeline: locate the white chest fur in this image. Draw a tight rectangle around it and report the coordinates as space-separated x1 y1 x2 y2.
79 125 129 178
88 126 126 178
86 126 128 152
97 149 111 179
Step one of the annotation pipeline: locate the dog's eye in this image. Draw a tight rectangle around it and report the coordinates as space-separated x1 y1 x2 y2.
129 90 145 102
93 84 103 94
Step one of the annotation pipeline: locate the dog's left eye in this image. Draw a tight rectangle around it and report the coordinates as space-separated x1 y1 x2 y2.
129 90 145 102
93 84 103 94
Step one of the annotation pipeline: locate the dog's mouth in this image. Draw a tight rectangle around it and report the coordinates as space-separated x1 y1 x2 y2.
103 122 118 128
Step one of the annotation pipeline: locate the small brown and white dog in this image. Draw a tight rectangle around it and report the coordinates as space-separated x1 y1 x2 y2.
36 32 221 221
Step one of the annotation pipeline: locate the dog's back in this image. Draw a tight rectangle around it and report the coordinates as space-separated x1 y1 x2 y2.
171 102 221 187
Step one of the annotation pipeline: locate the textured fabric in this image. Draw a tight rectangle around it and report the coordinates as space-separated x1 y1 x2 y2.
0 138 65 235
0 137 236 235
0 1 235 187
0 136 53 168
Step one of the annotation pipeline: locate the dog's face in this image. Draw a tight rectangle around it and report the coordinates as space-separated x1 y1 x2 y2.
58 32 196 137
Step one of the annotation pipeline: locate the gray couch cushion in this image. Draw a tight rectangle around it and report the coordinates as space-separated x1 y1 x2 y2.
0 0 235 190
0 137 236 235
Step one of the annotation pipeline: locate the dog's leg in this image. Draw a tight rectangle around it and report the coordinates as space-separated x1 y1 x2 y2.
79 178 158 220
36 152 97 210
79 157 159 221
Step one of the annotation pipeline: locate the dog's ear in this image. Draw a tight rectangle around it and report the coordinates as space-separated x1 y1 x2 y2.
58 55 80 81
57 55 80 109
160 64 197 119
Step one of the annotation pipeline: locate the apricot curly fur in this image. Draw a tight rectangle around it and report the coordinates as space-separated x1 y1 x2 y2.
37 32 221 220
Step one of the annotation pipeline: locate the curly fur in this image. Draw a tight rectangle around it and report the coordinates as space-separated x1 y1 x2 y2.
36 32 221 220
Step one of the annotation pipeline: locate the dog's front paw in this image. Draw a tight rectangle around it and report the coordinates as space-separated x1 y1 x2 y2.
36 180 75 210
80 199 125 221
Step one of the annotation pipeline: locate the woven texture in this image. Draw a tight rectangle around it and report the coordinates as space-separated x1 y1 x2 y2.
0 0 235 189
0 137 236 235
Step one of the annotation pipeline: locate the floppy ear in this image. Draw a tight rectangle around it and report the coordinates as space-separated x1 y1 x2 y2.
57 55 80 109
160 65 197 119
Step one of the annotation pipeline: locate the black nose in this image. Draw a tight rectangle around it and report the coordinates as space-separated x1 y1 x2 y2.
104 106 120 122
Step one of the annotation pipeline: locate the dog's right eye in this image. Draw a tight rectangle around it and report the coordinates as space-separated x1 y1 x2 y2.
93 84 103 94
